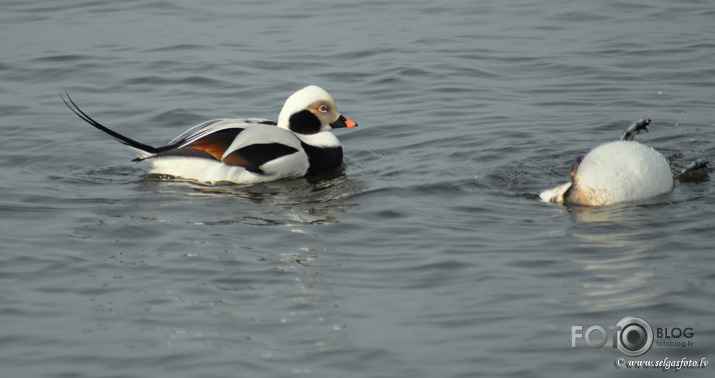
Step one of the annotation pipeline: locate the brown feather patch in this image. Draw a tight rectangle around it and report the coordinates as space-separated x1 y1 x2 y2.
222 151 251 167
184 129 242 160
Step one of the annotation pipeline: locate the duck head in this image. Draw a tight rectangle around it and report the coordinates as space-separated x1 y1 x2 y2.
277 85 357 135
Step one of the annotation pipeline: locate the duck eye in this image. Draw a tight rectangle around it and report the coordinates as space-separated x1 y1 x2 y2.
318 105 328 113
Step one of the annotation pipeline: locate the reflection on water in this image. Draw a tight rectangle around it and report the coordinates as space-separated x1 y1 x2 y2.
567 228 664 313
565 199 668 223
138 169 362 226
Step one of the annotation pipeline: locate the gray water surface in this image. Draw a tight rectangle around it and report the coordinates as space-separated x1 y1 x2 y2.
2 1 714 377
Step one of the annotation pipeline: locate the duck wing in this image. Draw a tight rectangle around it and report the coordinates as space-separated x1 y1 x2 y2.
221 125 305 174
150 118 277 162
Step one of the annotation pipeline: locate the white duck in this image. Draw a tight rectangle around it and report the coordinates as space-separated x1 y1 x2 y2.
540 119 673 206
63 85 357 184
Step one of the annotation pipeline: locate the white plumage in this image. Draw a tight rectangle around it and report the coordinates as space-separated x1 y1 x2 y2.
540 140 673 206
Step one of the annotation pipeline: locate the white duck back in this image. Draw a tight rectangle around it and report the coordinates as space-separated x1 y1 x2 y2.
567 140 673 206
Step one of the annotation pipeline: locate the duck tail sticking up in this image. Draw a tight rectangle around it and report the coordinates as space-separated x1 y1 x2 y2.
61 91 160 161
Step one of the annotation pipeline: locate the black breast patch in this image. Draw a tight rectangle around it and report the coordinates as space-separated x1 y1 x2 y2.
301 143 343 175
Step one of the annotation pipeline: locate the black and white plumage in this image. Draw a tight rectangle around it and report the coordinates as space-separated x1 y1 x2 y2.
63 85 357 184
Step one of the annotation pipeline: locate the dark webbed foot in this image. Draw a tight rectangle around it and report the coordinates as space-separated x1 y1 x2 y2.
678 158 710 183
621 118 651 141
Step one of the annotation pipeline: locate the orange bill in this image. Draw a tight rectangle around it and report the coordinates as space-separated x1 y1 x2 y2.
330 114 358 129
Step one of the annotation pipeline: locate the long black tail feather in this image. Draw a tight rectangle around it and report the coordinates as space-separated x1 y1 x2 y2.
61 90 160 155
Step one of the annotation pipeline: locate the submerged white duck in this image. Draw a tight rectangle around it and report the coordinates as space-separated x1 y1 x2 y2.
63 85 357 184
540 119 674 206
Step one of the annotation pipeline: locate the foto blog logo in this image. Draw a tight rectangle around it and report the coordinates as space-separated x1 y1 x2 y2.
571 316 654 357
